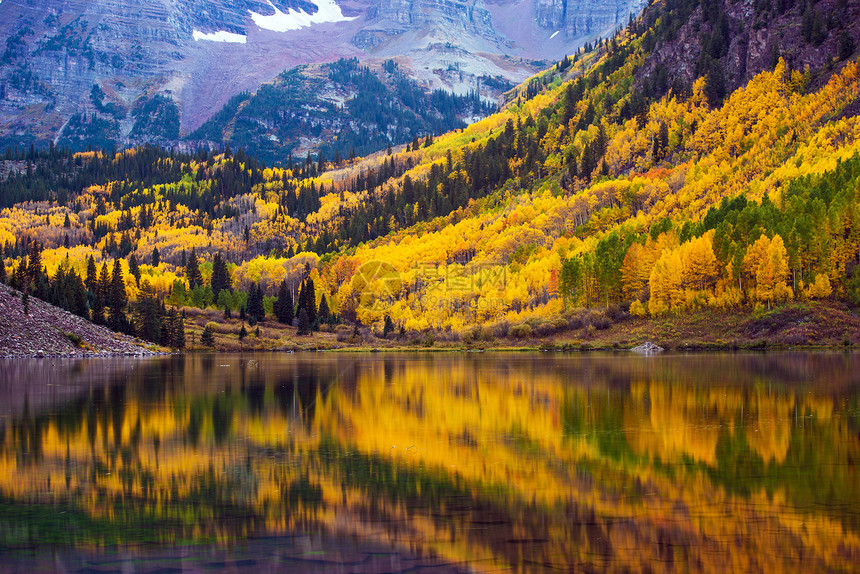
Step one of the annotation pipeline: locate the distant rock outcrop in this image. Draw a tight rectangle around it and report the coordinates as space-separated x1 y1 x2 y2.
0 284 160 358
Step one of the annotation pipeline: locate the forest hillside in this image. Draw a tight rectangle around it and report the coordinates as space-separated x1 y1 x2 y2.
1 0 859 350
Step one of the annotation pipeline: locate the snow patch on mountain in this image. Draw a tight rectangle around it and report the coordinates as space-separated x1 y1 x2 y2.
192 30 248 43
249 0 356 32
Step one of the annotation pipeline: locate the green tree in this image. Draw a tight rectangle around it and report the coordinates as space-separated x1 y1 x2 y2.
211 252 231 297
297 278 317 326
246 283 265 323
297 308 311 336
135 280 162 343
200 325 215 347
185 247 203 289
108 259 127 331
275 280 294 324
85 255 97 293
317 294 332 327
128 253 140 285
151 246 160 267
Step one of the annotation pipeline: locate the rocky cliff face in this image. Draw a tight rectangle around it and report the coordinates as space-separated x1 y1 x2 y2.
0 0 643 153
534 0 643 37
635 0 860 102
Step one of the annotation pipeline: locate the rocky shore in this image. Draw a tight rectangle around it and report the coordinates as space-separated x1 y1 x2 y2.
0 284 163 358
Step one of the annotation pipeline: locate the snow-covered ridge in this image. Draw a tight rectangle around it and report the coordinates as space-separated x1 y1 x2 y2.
193 29 247 43
250 0 356 32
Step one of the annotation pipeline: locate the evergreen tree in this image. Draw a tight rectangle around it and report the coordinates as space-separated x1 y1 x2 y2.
317 293 331 327
298 278 317 325
27 241 42 286
85 255 97 293
22 289 29 315
383 314 395 338
239 325 248 340
296 308 311 335
128 253 140 285
108 258 127 331
0 257 5 285
200 324 215 347
211 252 231 297
185 247 203 289
135 280 161 343
275 280 295 324
151 246 160 267
246 282 265 323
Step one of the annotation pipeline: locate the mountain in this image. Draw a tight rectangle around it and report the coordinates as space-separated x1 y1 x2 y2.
1 0 859 349
0 0 643 151
188 57 498 164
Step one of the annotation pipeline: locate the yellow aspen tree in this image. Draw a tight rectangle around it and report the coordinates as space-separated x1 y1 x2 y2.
680 232 719 291
648 248 684 315
743 234 772 300
755 234 792 308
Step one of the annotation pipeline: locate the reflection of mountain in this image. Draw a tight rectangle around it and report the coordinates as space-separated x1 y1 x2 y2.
1 353 859 572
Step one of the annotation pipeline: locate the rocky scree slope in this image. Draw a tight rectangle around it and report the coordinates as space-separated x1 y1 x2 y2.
0 284 160 358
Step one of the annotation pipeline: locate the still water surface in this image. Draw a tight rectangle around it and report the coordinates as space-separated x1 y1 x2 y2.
1 352 859 572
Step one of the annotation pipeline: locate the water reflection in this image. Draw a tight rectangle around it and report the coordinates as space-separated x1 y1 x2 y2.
1 352 859 572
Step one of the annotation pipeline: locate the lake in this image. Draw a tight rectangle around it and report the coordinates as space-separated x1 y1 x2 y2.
1 352 859 572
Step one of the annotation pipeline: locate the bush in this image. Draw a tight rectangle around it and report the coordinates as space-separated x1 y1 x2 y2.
534 321 555 337
335 324 352 342
591 314 612 330
492 321 510 338
510 323 533 339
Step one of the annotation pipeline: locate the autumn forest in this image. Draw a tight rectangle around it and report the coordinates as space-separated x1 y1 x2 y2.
1 0 860 349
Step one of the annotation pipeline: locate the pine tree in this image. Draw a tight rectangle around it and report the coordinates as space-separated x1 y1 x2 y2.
383 314 395 338
85 255 97 293
247 283 265 323
108 259 127 331
0 258 5 285
128 253 140 285
200 325 215 347
298 278 317 325
185 247 202 289
27 241 42 286
317 294 331 327
22 289 29 315
211 252 231 297
275 280 294 324
297 308 311 335
239 325 247 340
151 246 160 267
135 280 161 343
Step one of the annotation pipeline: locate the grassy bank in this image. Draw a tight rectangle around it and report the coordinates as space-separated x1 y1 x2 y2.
181 301 860 353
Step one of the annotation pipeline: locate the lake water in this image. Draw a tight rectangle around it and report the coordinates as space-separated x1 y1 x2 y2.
1 352 859 573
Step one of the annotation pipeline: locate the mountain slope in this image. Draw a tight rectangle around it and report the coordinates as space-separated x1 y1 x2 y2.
0 0 643 151
189 58 497 164
0 0 859 345
0 284 159 357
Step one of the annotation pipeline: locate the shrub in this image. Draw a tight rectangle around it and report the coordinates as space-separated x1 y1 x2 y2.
492 321 510 338
510 323 533 339
335 324 352 342
591 314 612 330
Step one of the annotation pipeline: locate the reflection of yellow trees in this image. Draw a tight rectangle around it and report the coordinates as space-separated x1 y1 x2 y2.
1 354 860 571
